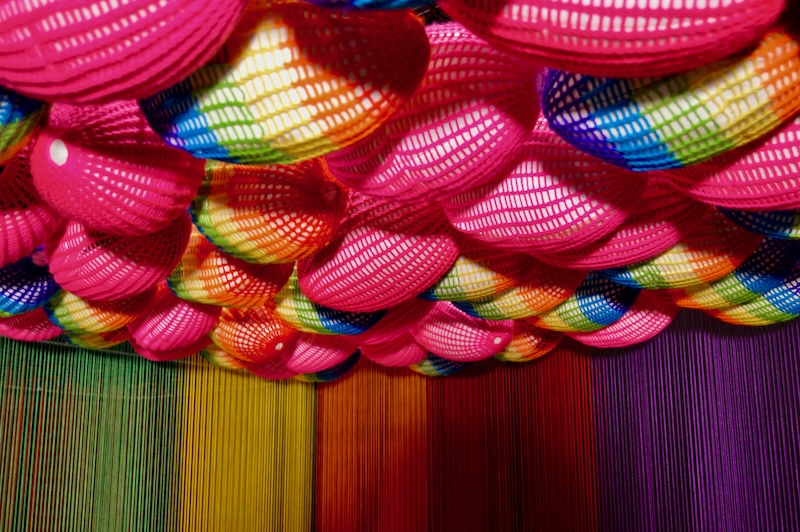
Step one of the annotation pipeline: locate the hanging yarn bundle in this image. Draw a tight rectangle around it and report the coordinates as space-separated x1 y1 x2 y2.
0 1 798 381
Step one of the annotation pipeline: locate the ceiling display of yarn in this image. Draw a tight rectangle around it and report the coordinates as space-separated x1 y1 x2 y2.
1 0 799 382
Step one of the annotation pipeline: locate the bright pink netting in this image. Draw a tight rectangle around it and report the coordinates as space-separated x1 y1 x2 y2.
326 22 539 202
352 299 434 346
129 335 212 363
298 192 459 312
0 308 62 342
31 101 204 236
282 333 357 374
360 333 429 368
0 0 248 103
437 0 784 77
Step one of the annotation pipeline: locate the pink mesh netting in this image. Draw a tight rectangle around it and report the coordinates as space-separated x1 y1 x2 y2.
534 176 710 269
360 333 429 367
659 115 800 211
45 212 191 302
351 299 434 346
567 291 680 348
243 356 297 381
282 333 357 374
210 305 299 365
0 0 248 103
494 320 562 363
127 284 221 354
442 116 647 254
129 335 212 363
325 22 539 202
298 193 459 312
410 301 513 362
437 0 784 77
0 146 60 267
0 307 62 342
31 101 204 236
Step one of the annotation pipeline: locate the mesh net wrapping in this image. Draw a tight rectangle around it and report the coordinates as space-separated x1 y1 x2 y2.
242 355 297 380
168 226 293 308
532 273 640 333
409 353 470 377
410 301 513 362
0 87 46 165
326 22 539 202
282 332 358 374
210 305 299 365
129 335 212 363
350 299 434 346
437 0 783 77
298 193 459 312
140 3 429 164
44 289 155 335
443 116 647 254
542 27 800 172
0 0 247 103
567 291 680 348
45 213 191 302
602 208 764 290
359 333 428 367
666 239 800 310
30 101 204 236
128 284 221 354
192 160 347 264
0 307 62 342
0 146 61 268
200 345 248 371
64 327 131 350
306 0 432 9
658 115 800 210
0 254 59 318
720 208 800 240
294 351 361 383
494 321 562 363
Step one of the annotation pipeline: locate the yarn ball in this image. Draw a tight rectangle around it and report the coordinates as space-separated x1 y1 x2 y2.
210 305 299 365
326 22 539 202
294 350 361 384
0 0 248 103
542 27 800 172
359 333 428 367
0 87 47 165
31 101 205 236
351 298 435 346
306 0 432 9
64 328 131 350
45 212 191 302
140 3 430 164
130 335 212 363
298 192 459 312
410 353 470 377
282 332 358 374
0 253 60 318
720 208 800 240
494 321 562 363
0 308 62 342
200 344 248 371
45 289 155 334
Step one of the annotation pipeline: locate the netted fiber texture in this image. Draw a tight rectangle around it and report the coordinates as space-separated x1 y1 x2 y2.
443 116 647 254
409 353 469 377
532 273 640 333
706 257 800 325
421 237 529 302
168 226 293 308
0 307 61 342
534 177 709 270
243 356 297 380
326 22 539 202
359 333 428 367
0 147 60 268
140 3 429 164
306 0 432 9
720 208 800 240
63 327 131 350
0 87 47 165
602 208 764 290
45 213 191 302
0 0 247 103
127 284 221 354
294 351 360 384
129 334 212 362
210 305 299 365
44 289 155 335
409 301 513 362
567 291 680 348
658 115 800 210
494 321 561 363
275 268 385 335
31 101 205 236
452 259 586 320
298 193 459 312
542 27 800 172
200 344 248 371
351 298 434 346
437 0 783 77
282 332 358 374
0 254 59 317
192 159 347 264
667 239 800 310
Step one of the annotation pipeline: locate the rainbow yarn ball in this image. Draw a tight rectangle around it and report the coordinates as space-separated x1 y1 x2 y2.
306 0 432 9
410 353 470 377
0 87 47 165
283 333 359 374
494 321 562 363
200 345 248 371
140 3 430 164
0 254 59 318
64 328 131 350
295 351 361 384
210 306 299 365
720 209 800 240
45 289 155 334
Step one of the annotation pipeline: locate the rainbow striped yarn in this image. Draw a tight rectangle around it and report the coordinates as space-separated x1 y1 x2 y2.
542 28 800 172
409 353 470 377
275 270 385 336
140 3 429 164
720 209 800 240
64 328 131 350
45 289 155 334
532 274 640 333
0 255 60 318
494 321 562 363
295 351 361 384
0 88 46 165
200 344 247 371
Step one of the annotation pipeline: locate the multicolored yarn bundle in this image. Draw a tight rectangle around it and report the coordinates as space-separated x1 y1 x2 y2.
1 0 799 381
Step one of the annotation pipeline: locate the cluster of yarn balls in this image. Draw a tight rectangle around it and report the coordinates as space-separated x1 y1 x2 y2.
1 0 799 382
